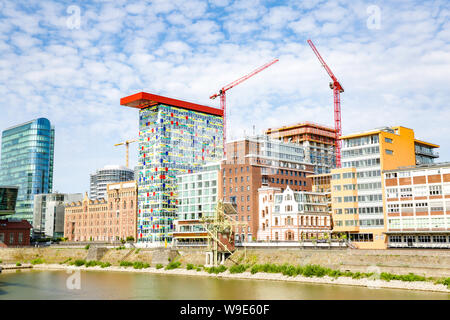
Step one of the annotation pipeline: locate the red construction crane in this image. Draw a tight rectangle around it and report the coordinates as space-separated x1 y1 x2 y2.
210 58 279 156
307 39 344 168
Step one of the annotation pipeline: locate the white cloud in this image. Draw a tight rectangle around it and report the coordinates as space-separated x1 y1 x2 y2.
0 0 448 195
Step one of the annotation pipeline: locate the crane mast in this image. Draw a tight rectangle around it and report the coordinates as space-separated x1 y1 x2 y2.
307 39 344 168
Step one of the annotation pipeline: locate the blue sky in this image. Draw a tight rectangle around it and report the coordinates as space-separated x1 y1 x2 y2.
0 0 449 194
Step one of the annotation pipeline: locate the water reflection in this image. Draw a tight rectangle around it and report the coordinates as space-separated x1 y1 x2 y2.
0 270 448 300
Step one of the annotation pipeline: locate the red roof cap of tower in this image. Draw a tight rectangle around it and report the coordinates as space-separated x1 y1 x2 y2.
120 92 223 117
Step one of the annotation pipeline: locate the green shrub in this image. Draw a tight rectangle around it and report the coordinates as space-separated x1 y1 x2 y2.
133 261 150 269
196 267 202 272
186 263 194 270
0 259 2 264
135 249 141 254
207 265 227 274
85 260 101 267
100 262 111 268
250 265 260 274
16 262 22 266
229 264 248 274
156 264 163 269
61 258 72 264
74 259 86 267
84 244 90 250
31 258 44 265
440 277 450 288
165 261 181 270
120 261 133 267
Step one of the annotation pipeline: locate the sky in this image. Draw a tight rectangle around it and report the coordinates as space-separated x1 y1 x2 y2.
0 0 449 194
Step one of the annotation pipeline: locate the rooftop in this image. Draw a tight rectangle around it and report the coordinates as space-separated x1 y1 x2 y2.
120 92 223 117
384 161 450 173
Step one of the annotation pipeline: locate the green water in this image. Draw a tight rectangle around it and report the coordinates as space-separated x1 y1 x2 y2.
0 270 449 300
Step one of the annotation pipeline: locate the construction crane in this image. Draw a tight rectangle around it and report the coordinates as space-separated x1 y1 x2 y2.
114 139 138 168
307 39 344 168
210 58 279 156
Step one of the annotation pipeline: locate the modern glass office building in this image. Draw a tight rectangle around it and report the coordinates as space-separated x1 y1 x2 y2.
121 92 223 247
0 186 18 216
0 118 55 222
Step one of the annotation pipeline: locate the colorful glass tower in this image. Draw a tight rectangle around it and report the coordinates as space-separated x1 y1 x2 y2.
121 92 223 247
0 118 55 222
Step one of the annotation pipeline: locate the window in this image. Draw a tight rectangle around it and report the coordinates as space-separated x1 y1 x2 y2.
0 233 4 243
418 235 431 243
390 235 402 243
385 137 393 143
386 149 393 155
9 233 14 244
429 185 442 195
433 235 447 243
18 233 23 244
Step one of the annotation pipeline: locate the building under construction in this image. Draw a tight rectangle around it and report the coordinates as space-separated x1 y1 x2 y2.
266 122 337 174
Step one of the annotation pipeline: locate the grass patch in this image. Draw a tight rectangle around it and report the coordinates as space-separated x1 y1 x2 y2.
84 244 90 250
165 261 181 270
100 262 111 268
119 261 133 267
380 272 427 282
16 262 22 266
229 264 248 274
156 264 163 269
206 265 227 274
30 258 45 265
133 261 150 269
73 259 86 267
186 263 194 270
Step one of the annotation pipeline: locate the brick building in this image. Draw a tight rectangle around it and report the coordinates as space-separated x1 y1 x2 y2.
64 181 137 242
221 135 314 242
0 219 32 247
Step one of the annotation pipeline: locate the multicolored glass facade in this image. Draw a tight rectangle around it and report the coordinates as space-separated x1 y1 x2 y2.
0 118 54 222
136 104 223 245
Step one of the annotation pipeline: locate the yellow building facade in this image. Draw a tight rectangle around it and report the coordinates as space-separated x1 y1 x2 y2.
331 126 439 249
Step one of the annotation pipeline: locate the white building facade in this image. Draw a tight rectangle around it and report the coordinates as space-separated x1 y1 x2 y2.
384 163 450 249
33 193 83 238
173 162 220 246
257 186 331 242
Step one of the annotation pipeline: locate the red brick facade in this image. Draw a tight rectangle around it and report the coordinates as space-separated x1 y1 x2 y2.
0 219 32 247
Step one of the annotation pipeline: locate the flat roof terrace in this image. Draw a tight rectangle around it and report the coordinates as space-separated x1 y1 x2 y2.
120 92 223 117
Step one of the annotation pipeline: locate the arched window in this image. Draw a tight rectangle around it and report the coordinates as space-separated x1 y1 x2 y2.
301 216 304 226
306 216 309 225
262 223 265 231
275 232 279 240
324 217 327 226
130 200 133 208
123 201 127 209
110 202 113 210
316 217 319 226
275 217 279 226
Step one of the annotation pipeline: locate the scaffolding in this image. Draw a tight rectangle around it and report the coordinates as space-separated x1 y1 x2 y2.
202 200 247 267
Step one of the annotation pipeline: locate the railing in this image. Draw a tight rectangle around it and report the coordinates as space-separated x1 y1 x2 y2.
235 240 348 248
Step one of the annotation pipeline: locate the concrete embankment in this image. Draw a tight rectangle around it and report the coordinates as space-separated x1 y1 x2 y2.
1 246 450 278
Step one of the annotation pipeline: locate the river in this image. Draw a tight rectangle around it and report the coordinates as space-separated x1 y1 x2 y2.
0 270 449 299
